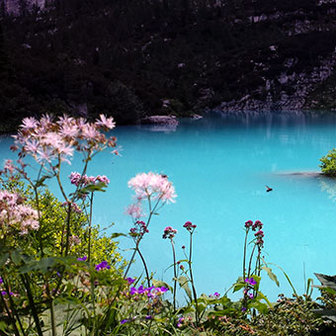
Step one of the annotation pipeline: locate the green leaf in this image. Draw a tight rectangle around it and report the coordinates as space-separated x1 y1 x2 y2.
256 291 272 308
110 232 127 239
152 279 173 292
262 266 279 286
249 300 269 314
178 276 192 301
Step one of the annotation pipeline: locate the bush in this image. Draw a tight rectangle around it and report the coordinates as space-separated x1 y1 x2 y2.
320 149 336 176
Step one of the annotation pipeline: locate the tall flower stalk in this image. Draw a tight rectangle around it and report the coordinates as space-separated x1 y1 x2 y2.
125 172 176 286
241 220 264 311
183 221 199 325
163 226 178 312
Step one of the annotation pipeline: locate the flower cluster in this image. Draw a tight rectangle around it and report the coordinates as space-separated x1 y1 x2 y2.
125 203 144 220
129 221 149 238
244 220 264 247
95 260 111 271
244 277 257 286
244 277 257 300
183 221 196 233
129 285 169 298
0 190 39 234
69 172 110 187
162 226 177 239
11 114 117 167
128 172 176 203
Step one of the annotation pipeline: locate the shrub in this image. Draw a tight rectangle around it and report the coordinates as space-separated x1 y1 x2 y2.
320 149 336 176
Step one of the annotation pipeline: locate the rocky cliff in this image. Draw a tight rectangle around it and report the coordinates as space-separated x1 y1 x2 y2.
0 0 335 130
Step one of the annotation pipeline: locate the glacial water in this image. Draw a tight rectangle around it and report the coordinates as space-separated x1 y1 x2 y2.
1 111 336 303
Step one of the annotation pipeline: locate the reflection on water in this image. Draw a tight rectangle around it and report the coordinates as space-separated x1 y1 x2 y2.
320 176 336 202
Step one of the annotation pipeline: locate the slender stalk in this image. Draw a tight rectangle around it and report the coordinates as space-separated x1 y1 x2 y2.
50 299 56 336
88 192 94 262
21 274 43 336
3 279 26 336
171 239 177 312
188 232 199 325
123 197 161 278
247 243 257 279
0 291 21 336
136 246 150 287
123 248 137 279
242 229 249 280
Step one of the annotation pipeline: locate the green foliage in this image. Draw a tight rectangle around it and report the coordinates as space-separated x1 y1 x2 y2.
320 149 336 176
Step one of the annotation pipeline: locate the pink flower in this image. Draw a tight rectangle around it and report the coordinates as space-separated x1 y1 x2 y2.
20 117 38 130
0 191 39 234
128 172 176 203
126 203 143 219
96 114 116 130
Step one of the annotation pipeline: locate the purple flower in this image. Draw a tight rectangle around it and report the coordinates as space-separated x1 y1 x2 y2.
120 319 129 325
95 260 111 271
0 277 3 284
244 277 257 286
126 277 135 285
130 287 137 295
145 315 152 320
241 307 247 312
1 291 13 296
77 256 87 261
247 292 254 299
213 292 220 298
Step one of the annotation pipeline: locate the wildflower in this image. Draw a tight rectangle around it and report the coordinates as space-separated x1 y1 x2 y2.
12 114 117 169
77 256 88 261
162 226 177 239
95 114 116 130
129 220 149 238
1 291 14 296
145 315 152 320
244 277 257 286
247 292 254 299
241 307 247 312
245 220 253 228
177 317 185 328
213 292 220 298
126 277 135 285
120 319 129 325
252 220 263 231
0 277 2 284
183 221 196 232
128 172 176 203
0 190 39 234
95 260 111 271
69 172 110 187
126 203 144 219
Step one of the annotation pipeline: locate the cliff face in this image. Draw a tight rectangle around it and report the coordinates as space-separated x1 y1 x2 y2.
0 0 336 129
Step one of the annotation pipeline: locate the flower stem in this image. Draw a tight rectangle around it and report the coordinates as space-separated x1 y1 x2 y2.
88 192 94 262
188 232 199 325
136 246 150 287
171 239 177 312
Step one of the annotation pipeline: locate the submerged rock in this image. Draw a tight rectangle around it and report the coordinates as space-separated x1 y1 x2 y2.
141 115 179 126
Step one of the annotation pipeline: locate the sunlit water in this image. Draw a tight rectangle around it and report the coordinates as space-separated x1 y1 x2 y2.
1 111 336 303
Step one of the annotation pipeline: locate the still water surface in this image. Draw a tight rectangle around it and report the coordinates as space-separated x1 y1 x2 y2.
1 111 336 302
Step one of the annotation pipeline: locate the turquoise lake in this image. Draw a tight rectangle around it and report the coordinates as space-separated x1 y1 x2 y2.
1 111 336 303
